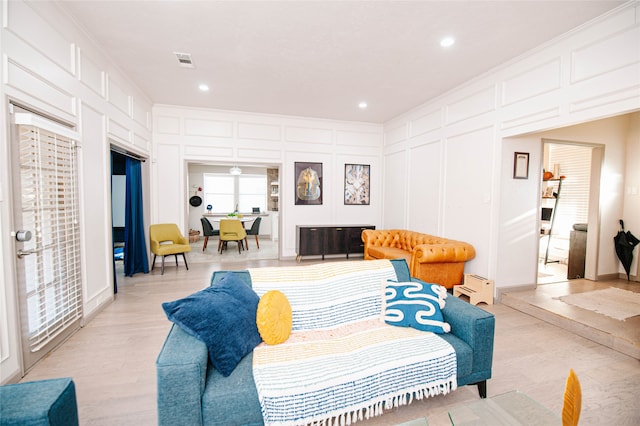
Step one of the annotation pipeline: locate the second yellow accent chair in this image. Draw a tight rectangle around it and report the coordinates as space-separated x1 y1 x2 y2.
218 219 247 254
149 224 191 275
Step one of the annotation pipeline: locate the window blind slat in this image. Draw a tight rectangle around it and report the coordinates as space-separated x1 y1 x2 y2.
546 144 592 238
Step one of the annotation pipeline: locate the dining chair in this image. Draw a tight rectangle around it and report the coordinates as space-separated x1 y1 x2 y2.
200 217 220 251
245 216 262 249
218 219 247 254
149 223 191 275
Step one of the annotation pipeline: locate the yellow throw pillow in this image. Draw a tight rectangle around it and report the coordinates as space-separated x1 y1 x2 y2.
256 290 292 345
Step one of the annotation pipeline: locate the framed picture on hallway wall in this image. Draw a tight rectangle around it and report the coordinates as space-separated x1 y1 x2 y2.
513 152 529 179
344 164 370 205
295 162 323 205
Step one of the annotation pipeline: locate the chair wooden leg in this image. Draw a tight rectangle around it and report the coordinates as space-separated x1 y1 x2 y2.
161 256 165 275
237 240 242 254
244 237 249 250
218 239 223 253
174 254 179 267
182 253 189 270
254 235 260 249
151 254 157 271
203 236 209 251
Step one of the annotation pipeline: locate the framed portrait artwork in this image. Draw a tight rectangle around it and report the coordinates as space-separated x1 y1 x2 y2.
294 162 323 205
513 152 529 179
344 164 370 205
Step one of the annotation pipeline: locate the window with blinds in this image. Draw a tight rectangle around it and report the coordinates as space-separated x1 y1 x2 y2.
16 121 83 352
545 143 592 238
204 173 267 213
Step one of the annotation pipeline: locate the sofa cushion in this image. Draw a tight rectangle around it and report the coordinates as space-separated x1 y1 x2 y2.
368 246 412 263
256 290 292 345
383 280 451 334
161 274 262 376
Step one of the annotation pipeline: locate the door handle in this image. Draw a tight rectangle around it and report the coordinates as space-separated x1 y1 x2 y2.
17 249 36 259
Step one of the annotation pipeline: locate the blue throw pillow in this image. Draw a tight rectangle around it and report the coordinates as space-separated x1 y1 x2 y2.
383 280 451 334
162 274 262 376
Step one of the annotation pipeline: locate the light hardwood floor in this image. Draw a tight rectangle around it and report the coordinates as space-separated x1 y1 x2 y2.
21 259 640 425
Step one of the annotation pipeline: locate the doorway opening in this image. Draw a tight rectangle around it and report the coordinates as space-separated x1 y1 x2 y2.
537 140 602 284
186 162 281 262
110 146 149 288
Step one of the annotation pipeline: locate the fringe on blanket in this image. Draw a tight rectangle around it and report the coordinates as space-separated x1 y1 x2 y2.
301 380 457 426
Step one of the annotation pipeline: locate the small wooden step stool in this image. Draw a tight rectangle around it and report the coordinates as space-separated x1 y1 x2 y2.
453 274 494 305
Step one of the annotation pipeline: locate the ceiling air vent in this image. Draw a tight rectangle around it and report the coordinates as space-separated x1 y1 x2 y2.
174 52 195 68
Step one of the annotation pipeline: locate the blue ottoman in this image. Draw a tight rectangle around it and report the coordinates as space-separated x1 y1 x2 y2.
0 377 79 426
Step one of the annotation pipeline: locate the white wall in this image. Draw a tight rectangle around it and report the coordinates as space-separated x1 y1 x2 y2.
152 105 383 258
0 0 152 383
623 113 640 280
382 2 640 289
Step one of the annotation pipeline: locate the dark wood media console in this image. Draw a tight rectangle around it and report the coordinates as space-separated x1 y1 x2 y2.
295 225 375 262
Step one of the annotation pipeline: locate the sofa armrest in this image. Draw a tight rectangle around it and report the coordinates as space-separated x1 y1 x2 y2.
413 243 476 263
156 324 208 426
441 296 494 376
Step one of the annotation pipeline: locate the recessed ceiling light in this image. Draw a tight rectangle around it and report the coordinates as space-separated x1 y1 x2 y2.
358 101 368 109
198 84 209 92
440 37 455 48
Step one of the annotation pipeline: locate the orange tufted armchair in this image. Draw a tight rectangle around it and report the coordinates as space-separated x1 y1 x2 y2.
362 229 476 288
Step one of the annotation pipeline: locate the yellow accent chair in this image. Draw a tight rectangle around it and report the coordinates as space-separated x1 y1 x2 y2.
218 219 247 254
149 223 191 275
562 369 582 426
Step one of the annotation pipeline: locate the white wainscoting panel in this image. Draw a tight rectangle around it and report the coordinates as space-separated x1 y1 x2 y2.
132 99 149 129
184 118 233 138
133 133 149 152
335 130 381 147
285 126 332 144
384 124 407 146
183 145 233 159
6 59 76 118
571 26 640 84
382 150 408 228
155 144 183 224
7 0 74 72
108 118 131 143
78 50 104 97
156 116 181 135
238 122 281 141
502 58 562 106
107 77 131 116
446 86 496 125
80 102 113 315
410 110 441 138
443 126 494 278
237 147 282 160
407 141 442 234
569 63 640 114
501 107 561 131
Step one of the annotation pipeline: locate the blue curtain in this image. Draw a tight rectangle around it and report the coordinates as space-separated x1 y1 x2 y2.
124 158 149 276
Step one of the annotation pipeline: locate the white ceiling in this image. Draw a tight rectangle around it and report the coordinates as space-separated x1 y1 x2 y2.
58 0 625 123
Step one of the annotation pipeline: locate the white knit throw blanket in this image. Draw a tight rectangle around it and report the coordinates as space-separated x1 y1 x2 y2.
249 261 457 426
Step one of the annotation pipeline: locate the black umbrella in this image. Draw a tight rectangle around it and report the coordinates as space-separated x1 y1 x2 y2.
614 220 640 281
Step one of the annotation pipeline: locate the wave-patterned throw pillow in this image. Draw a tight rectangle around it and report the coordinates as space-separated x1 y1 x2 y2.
384 280 451 334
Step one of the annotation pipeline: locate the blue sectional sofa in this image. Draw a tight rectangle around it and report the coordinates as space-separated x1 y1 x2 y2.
156 259 495 426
